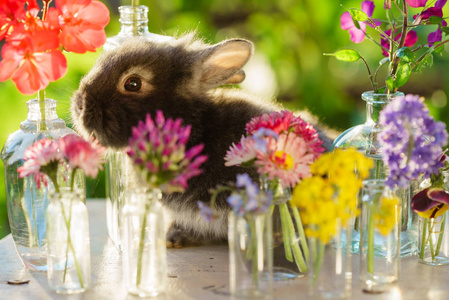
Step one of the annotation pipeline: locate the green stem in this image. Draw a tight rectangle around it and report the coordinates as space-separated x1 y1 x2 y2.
436 215 446 257
70 168 77 192
249 219 259 289
290 204 309 264
279 203 308 272
136 201 150 287
420 218 428 260
132 0 139 36
60 196 84 288
429 220 436 261
38 90 47 131
278 203 293 262
313 240 325 286
367 209 375 274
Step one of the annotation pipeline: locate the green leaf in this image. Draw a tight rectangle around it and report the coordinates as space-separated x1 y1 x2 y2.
414 53 434 73
375 86 386 94
393 63 411 88
331 49 361 62
441 27 449 36
349 8 369 21
396 47 414 63
434 45 444 55
428 16 443 25
386 76 394 92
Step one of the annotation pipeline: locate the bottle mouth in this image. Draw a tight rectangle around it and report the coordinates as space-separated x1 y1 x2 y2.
26 98 57 109
118 5 149 23
361 91 405 104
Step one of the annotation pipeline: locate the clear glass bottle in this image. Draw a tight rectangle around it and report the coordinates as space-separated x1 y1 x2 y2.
1 98 85 271
418 212 449 266
360 179 401 292
308 219 352 299
332 91 417 257
47 188 90 294
122 188 167 297
260 177 308 280
103 5 173 51
228 210 273 299
104 5 172 250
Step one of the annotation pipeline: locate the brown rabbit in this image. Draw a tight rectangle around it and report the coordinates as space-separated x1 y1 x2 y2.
71 34 336 248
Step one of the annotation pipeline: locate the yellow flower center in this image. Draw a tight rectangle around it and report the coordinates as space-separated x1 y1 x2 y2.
273 151 294 170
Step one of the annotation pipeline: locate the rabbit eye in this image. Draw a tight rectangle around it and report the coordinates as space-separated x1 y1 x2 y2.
124 77 142 92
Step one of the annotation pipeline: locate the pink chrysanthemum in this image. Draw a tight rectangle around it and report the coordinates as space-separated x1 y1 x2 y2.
246 110 324 158
224 136 257 167
59 134 105 178
17 138 61 188
255 133 315 188
126 111 208 194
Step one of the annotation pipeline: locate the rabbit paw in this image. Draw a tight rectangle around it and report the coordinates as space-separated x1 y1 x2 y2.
166 223 201 249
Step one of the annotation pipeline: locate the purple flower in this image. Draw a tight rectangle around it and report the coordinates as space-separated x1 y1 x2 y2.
127 111 208 193
198 201 214 222
378 94 448 188
340 0 379 43
227 174 273 217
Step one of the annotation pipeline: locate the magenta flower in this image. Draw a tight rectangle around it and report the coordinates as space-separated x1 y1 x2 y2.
127 111 208 194
17 139 61 188
340 0 378 43
406 0 428 7
380 29 418 57
413 0 447 46
59 134 105 178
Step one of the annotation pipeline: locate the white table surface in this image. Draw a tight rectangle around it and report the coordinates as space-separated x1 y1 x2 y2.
1 200 448 300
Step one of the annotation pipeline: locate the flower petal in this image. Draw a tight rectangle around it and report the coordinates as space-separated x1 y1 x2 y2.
0 58 20 82
406 0 428 7
428 188 449 206
76 0 110 28
361 0 375 17
348 25 367 43
411 188 440 212
340 12 354 30
60 26 106 53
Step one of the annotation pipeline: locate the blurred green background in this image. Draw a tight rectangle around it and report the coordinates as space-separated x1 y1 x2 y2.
1 0 448 239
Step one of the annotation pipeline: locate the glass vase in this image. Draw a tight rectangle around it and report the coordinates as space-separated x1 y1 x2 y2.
1 98 85 271
308 219 352 299
359 180 401 292
260 177 308 280
332 91 417 257
103 5 173 51
122 188 167 297
228 210 273 299
418 212 449 266
46 188 91 294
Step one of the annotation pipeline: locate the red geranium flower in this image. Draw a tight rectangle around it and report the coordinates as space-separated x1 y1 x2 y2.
55 0 110 53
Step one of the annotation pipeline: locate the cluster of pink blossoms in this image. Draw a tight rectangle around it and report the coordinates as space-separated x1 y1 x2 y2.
225 110 324 188
126 111 208 194
18 134 105 188
0 0 110 94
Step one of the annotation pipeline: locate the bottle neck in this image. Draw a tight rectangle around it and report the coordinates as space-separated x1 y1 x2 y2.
118 5 150 36
26 98 58 121
362 91 405 125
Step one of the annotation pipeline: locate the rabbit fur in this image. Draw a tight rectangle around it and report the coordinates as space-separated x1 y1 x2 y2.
71 34 337 248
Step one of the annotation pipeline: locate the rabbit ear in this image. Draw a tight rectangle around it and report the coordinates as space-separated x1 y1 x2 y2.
200 39 253 89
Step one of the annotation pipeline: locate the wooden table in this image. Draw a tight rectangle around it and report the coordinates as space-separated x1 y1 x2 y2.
0 200 448 299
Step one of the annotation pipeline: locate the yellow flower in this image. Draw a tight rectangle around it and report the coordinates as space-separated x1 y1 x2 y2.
290 148 373 244
373 196 400 236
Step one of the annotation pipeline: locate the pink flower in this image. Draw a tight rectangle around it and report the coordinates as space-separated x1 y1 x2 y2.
246 110 324 159
224 136 258 166
406 0 428 7
55 0 110 53
380 29 418 57
340 0 379 43
255 133 315 188
58 134 105 178
413 0 447 46
17 139 61 188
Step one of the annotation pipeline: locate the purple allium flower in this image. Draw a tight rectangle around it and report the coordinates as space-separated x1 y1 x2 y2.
378 94 448 188
127 111 208 194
